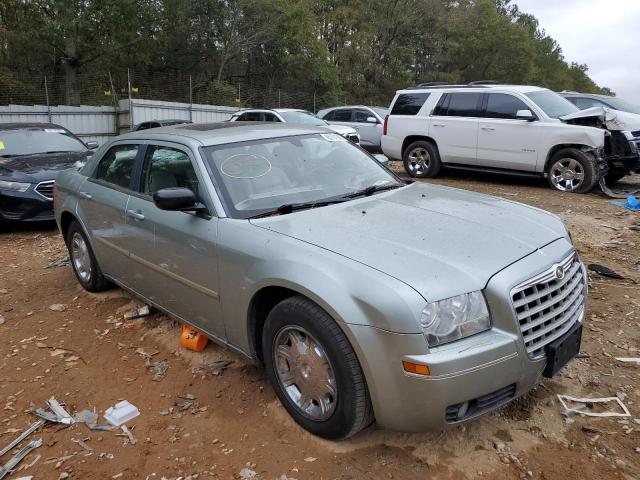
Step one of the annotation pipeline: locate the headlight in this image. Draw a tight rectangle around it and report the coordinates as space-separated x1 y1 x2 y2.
420 291 492 347
0 180 31 192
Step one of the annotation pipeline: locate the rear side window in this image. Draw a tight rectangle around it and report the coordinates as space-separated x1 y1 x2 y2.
321 110 335 121
390 93 430 115
484 93 530 119
236 112 261 121
436 93 482 117
95 145 138 189
573 97 606 110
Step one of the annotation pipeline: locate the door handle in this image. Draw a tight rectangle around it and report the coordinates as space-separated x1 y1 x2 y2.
432 123 445 127
126 209 145 221
481 126 496 131
78 191 92 200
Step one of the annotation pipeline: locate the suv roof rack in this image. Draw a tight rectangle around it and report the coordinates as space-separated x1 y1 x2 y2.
467 80 499 85
406 83 493 90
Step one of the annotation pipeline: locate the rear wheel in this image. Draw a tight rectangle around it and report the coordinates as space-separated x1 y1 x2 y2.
547 148 598 193
262 296 373 439
403 141 441 178
66 220 110 292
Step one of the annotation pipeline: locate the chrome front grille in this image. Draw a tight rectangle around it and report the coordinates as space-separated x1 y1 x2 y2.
35 180 55 200
511 252 586 358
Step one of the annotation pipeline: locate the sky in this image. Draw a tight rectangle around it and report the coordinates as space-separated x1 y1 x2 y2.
515 0 640 104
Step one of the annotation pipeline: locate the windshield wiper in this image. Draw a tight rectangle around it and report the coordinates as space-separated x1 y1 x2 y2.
343 183 403 199
249 198 348 219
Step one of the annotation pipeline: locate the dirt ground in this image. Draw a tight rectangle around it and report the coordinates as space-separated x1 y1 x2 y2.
1 167 639 480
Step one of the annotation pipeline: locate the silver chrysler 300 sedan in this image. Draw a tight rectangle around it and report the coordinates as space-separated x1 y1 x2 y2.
54 122 587 439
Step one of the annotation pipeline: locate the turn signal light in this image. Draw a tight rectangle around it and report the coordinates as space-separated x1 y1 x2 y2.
402 361 430 376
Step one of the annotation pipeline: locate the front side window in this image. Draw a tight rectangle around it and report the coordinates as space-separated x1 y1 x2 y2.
0 128 86 157
202 134 400 218
95 145 138 189
390 93 430 115
141 146 198 196
352 109 374 123
525 90 579 118
263 113 280 122
484 93 531 119
573 97 606 110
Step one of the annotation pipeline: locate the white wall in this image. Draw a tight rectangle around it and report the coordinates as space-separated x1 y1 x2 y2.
0 104 117 145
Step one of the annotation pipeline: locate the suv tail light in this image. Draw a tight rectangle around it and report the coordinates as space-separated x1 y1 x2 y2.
383 115 389 135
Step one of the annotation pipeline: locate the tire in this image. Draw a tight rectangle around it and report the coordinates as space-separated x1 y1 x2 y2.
604 168 626 185
262 296 373 439
403 140 442 178
65 220 110 292
547 148 599 193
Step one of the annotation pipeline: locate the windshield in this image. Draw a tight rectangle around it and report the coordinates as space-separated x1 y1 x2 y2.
525 90 579 118
278 111 326 126
604 97 640 115
0 128 86 157
203 133 401 219
372 107 389 118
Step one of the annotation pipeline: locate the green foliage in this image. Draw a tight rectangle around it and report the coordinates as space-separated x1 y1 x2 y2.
0 0 610 108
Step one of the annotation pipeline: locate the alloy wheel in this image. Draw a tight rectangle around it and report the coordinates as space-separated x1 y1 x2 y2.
549 158 585 192
71 232 92 283
407 147 431 176
273 326 338 421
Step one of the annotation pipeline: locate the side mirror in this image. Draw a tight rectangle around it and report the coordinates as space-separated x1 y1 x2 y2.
373 154 389 166
85 141 99 150
516 109 536 121
366 116 378 124
153 187 208 214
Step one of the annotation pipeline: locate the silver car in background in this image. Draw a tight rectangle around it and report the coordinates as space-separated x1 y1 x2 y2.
54 122 586 439
317 105 388 152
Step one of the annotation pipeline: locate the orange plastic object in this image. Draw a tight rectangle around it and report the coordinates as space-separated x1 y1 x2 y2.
180 325 209 352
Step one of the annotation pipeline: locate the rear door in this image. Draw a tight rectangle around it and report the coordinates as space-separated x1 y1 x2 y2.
430 92 482 165
77 143 140 283
476 92 540 171
123 142 225 339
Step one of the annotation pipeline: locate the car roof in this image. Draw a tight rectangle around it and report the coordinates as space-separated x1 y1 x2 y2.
396 84 547 95
0 122 68 131
560 92 613 100
233 108 308 114
320 105 387 110
116 122 334 146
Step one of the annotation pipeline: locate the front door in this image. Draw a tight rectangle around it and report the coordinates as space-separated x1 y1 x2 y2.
122 143 225 339
77 143 140 283
476 93 540 171
351 108 382 151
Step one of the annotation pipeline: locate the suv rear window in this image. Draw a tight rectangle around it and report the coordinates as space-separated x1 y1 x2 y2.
434 93 482 117
390 93 430 115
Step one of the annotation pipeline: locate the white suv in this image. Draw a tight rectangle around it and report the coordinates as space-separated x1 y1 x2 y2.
382 83 640 193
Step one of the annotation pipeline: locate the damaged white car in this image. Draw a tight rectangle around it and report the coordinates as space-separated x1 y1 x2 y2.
382 84 640 194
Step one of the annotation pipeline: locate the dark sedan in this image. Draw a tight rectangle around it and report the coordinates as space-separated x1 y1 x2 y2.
0 123 97 222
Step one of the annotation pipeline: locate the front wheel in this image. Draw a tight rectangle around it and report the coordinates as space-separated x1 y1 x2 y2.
403 141 442 178
262 296 373 439
547 148 599 193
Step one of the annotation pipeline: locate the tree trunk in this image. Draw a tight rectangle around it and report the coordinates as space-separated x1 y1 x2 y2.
63 37 80 105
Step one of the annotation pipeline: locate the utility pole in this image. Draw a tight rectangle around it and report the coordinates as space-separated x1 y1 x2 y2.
44 76 52 123
127 68 133 129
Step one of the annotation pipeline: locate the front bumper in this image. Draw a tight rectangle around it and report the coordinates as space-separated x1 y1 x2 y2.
0 187 55 222
346 238 580 432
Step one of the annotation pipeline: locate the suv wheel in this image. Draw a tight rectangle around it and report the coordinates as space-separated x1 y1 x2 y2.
262 296 373 439
403 141 441 178
547 148 598 193
66 220 110 292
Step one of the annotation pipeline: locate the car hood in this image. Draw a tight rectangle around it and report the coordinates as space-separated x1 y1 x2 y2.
326 124 358 136
250 183 566 302
560 107 640 131
0 151 90 183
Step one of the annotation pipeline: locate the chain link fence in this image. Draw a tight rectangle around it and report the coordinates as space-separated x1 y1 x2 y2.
0 70 327 113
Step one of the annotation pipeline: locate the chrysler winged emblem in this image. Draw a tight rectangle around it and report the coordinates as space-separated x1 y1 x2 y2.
554 265 565 280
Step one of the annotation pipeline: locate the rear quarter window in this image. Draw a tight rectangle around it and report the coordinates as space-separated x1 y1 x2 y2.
390 93 430 115
435 92 482 117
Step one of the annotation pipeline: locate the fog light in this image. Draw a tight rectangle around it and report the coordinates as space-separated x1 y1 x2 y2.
402 361 430 376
